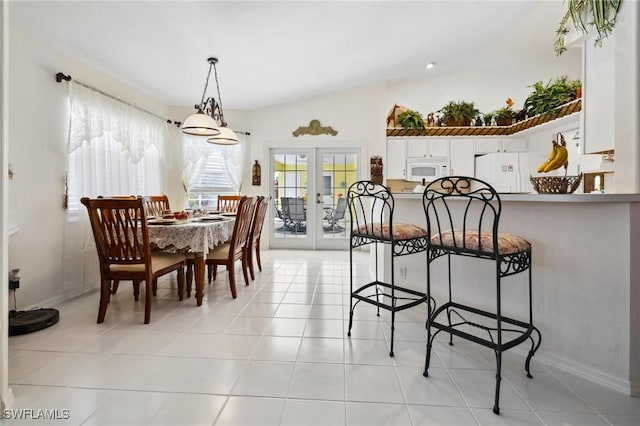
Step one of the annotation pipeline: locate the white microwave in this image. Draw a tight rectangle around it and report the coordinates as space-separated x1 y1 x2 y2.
406 158 448 182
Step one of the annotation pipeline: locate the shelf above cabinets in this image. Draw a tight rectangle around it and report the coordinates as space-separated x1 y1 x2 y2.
386 99 581 138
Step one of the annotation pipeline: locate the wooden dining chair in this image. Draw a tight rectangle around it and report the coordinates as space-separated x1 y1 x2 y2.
100 195 137 296
109 195 172 297
217 195 243 213
245 195 271 280
81 196 186 324
143 194 170 217
206 196 256 298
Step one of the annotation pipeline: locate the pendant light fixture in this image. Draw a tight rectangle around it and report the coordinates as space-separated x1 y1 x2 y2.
181 57 239 145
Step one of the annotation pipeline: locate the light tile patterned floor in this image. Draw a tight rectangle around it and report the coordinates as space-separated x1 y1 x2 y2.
7 250 640 425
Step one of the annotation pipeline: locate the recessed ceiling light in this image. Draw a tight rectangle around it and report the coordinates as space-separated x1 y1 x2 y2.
425 62 436 70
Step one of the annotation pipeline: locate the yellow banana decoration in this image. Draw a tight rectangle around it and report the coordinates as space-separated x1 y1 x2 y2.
537 141 559 173
538 134 569 173
543 144 568 172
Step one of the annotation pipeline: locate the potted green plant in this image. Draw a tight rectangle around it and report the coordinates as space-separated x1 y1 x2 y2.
523 76 582 117
482 112 495 126
555 0 622 55
439 100 479 127
494 98 516 126
397 109 425 130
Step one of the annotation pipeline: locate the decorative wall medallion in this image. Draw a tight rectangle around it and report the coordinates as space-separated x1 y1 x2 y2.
292 119 338 137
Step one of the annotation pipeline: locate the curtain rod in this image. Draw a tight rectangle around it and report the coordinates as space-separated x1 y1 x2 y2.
56 72 182 127
56 72 251 136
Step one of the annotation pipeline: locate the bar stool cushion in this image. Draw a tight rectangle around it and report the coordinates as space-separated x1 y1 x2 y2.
431 230 530 255
356 223 427 240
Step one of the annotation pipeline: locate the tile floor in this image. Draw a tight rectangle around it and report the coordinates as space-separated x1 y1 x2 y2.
7 250 640 425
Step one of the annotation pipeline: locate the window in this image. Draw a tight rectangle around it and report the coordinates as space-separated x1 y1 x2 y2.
184 135 244 208
67 137 161 212
66 83 166 213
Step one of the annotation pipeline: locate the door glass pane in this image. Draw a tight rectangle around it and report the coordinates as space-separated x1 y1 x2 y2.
273 153 308 239
321 152 357 240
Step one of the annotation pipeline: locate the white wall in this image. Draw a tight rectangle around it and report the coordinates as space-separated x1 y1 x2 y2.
385 45 581 119
612 0 640 193
1 0 11 411
247 84 387 245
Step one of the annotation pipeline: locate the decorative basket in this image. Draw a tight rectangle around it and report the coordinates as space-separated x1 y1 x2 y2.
530 174 583 194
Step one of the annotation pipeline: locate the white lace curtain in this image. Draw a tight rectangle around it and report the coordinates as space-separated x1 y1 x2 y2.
182 132 246 194
63 81 168 294
68 82 166 162
66 82 167 210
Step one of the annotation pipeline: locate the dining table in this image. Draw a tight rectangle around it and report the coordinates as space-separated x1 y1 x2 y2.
147 215 235 306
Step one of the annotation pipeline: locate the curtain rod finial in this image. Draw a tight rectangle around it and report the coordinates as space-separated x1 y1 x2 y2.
56 72 71 83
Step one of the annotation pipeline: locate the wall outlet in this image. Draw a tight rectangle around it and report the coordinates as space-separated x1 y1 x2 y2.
9 269 20 290
9 278 19 290
399 266 407 279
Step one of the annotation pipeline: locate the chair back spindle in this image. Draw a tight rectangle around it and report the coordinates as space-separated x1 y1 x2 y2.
217 195 243 213
143 195 170 218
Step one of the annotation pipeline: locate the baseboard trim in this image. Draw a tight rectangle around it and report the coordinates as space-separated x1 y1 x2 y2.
514 347 632 395
21 287 98 311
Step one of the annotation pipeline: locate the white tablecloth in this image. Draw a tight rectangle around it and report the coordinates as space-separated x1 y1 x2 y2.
148 218 234 254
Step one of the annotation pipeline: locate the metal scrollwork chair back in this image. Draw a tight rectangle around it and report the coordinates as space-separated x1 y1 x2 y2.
422 176 540 415
346 180 429 357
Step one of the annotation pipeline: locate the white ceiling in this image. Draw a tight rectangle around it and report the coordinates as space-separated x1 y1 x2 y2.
9 1 567 110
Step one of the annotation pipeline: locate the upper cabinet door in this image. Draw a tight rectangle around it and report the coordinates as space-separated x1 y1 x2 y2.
407 138 449 158
386 138 407 179
475 138 502 154
406 139 428 157
450 139 475 177
429 138 450 158
502 138 528 152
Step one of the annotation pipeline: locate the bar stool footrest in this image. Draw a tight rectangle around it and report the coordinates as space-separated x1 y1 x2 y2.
352 280 429 312
429 301 537 351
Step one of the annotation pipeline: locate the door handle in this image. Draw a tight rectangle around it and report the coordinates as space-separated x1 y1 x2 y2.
316 193 322 204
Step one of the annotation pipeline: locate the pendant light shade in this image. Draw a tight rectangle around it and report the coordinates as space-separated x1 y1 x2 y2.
207 126 238 145
182 111 220 136
182 57 239 145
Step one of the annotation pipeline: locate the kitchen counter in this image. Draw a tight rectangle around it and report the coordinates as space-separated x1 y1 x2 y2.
392 192 640 203
379 195 640 396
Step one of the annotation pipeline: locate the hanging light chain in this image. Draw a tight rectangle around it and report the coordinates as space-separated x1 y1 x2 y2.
212 60 227 126
198 61 214 109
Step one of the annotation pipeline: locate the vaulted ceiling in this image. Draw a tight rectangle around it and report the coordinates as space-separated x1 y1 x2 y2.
10 1 568 110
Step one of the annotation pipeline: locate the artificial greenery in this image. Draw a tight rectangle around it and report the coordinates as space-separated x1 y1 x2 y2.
495 106 516 119
482 112 495 126
439 100 479 126
523 76 582 117
397 109 425 130
555 0 623 55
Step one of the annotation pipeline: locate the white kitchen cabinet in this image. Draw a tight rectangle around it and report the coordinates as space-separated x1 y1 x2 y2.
502 137 528 152
406 138 449 158
475 137 528 154
386 138 407 179
449 138 475 177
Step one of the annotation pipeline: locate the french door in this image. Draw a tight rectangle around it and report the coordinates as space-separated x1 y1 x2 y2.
269 148 360 250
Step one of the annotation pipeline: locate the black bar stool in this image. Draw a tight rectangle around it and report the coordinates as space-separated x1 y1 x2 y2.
347 180 430 356
422 176 541 414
